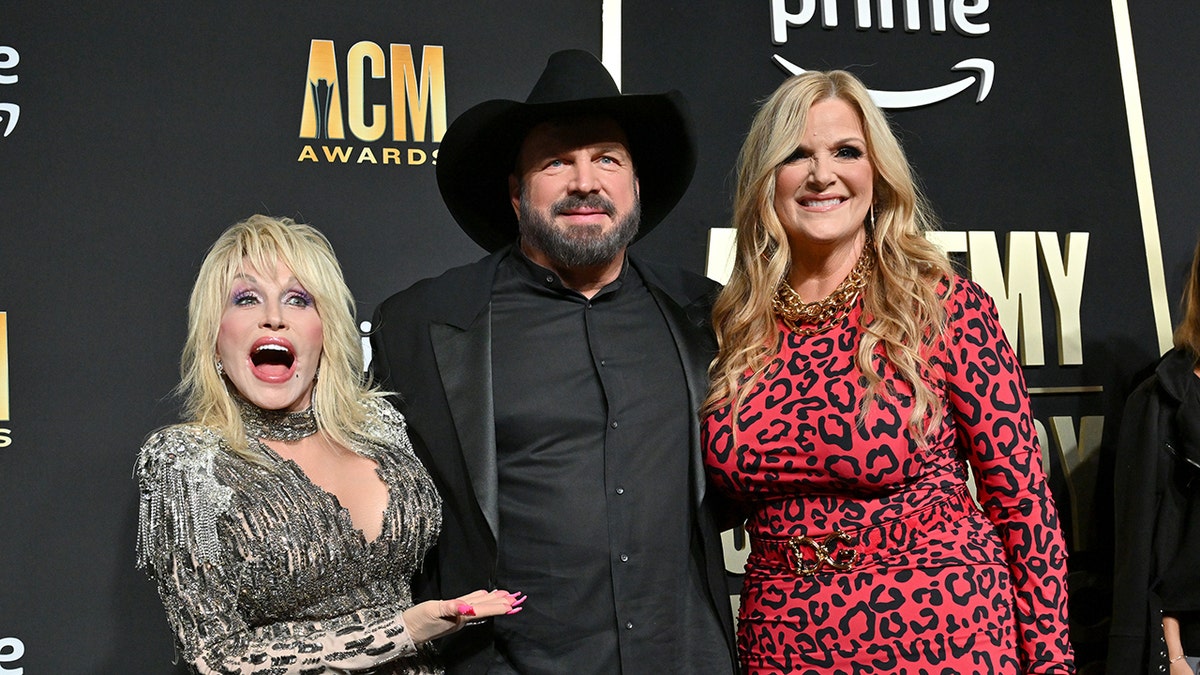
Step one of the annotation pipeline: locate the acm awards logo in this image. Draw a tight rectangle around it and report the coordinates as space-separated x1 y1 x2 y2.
297 40 446 167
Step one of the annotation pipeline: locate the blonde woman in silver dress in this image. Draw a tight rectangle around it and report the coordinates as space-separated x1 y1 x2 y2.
136 215 522 674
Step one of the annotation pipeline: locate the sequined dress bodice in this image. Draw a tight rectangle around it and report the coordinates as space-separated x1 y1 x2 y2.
136 399 442 674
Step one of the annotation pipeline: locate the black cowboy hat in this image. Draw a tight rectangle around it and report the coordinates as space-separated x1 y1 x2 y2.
435 49 696 253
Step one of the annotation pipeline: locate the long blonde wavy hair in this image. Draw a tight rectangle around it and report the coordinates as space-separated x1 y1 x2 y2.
704 71 953 440
177 215 385 463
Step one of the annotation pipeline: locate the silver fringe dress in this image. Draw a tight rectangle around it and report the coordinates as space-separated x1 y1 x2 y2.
135 399 443 674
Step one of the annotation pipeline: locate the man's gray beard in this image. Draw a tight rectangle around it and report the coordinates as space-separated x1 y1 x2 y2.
518 192 641 268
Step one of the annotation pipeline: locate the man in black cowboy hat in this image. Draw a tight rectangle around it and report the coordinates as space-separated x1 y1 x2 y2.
370 50 737 674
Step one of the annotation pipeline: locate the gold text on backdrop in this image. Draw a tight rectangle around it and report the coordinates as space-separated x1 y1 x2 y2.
297 41 446 165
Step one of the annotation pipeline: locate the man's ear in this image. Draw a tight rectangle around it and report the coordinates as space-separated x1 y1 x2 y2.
509 174 521 217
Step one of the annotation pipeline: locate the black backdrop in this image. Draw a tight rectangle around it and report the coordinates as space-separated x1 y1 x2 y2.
1 2 1195 672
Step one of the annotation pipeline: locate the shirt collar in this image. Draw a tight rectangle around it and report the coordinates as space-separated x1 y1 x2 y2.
509 244 631 299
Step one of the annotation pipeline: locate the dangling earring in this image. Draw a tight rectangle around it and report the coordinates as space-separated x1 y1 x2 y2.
868 204 876 234
216 360 225 376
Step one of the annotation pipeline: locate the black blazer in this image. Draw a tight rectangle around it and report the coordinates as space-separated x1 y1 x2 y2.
370 246 737 674
1109 347 1200 673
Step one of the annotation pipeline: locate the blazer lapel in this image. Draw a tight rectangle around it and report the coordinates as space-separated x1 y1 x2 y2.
644 280 714 508
432 311 500 542
423 250 516 545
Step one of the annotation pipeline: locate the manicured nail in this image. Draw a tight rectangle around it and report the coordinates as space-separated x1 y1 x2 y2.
510 594 527 607
457 604 476 616
506 606 524 615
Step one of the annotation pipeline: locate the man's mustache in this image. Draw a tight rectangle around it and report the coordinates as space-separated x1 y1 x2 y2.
552 195 616 216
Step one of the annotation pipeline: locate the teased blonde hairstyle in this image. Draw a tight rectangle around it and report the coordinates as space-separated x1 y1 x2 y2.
177 214 383 463
1173 238 1200 357
705 71 953 439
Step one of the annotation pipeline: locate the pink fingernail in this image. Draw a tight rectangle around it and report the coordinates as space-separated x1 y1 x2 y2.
506 606 524 615
511 595 527 607
457 604 476 616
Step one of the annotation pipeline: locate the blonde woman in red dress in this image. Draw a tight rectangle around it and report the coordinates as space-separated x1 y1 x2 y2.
702 71 1074 674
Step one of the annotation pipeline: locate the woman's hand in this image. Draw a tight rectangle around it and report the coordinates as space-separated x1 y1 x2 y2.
401 589 524 644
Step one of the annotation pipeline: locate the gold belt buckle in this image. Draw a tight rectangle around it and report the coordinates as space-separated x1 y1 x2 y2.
787 530 860 576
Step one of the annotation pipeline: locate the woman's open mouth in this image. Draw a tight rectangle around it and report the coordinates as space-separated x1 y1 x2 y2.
249 338 297 382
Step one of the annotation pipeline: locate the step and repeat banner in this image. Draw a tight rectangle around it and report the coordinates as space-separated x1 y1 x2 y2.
0 2 1194 672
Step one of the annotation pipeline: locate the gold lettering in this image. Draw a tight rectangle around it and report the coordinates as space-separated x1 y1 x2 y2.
0 429 9 448
299 40 345 139
929 230 1090 366
704 228 738 284
722 525 749 575
1038 415 1104 551
297 145 319 162
1039 232 1088 365
711 230 1086 368
0 312 7 421
963 231 1044 366
383 147 402 164
356 147 378 164
390 44 447 142
720 525 748 615
924 230 967 256
321 145 353 163
407 148 427 165
720 522 749 623
347 41 387 142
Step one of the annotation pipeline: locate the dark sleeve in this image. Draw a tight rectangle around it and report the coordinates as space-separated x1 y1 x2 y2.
1107 379 1165 673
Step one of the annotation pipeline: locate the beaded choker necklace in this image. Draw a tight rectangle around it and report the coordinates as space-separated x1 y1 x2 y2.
773 244 875 336
237 397 319 441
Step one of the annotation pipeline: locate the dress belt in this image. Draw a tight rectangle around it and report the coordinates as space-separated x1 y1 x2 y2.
748 487 976 577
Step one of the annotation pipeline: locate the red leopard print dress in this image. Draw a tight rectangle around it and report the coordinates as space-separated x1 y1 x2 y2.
703 277 1074 674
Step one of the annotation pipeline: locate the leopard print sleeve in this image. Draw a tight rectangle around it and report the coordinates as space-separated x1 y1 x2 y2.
942 277 1074 674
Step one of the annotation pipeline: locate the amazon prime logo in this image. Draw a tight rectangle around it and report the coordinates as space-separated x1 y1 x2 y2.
0 636 23 675
770 0 993 109
0 45 18 137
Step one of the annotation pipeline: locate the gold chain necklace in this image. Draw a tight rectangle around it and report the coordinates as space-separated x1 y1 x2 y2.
773 244 875 336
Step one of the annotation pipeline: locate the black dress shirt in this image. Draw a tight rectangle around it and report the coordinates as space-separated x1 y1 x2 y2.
487 249 724 674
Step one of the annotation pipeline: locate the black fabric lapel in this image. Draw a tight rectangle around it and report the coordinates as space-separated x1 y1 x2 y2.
432 310 500 542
